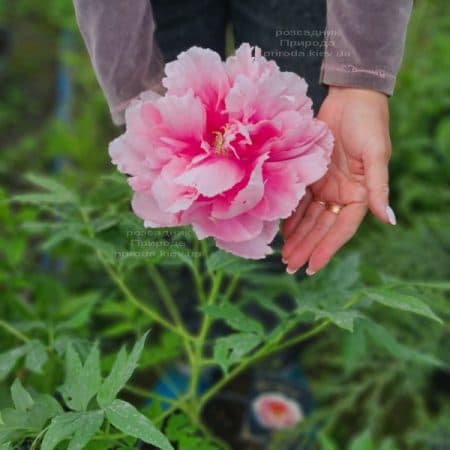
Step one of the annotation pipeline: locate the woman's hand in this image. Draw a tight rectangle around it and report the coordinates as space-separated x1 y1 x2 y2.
281 86 396 275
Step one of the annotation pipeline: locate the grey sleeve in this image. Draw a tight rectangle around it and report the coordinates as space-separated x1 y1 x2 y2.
72 0 164 125
320 0 414 95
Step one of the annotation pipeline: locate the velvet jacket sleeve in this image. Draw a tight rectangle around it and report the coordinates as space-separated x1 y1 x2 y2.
320 0 414 95
72 0 164 125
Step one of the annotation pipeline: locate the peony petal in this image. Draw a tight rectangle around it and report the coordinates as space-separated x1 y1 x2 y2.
215 220 279 259
191 213 263 242
225 43 279 83
174 157 245 198
152 158 199 213
162 47 230 110
250 162 306 220
156 90 206 142
211 153 268 219
131 191 181 227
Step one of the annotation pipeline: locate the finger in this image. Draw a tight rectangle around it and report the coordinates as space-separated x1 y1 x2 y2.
363 143 396 225
306 202 367 274
285 208 338 274
282 189 313 240
281 201 324 261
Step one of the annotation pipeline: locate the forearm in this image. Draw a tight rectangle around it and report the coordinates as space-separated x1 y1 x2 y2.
72 0 164 125
320 0 413 95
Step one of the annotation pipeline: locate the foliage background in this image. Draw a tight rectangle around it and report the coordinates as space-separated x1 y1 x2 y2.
0 1 449 449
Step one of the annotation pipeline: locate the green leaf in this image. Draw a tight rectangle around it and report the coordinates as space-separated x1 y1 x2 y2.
105 399 173 450
367 289 443 323
0 443 12 450
379 439 399 450
349 430 374 450
10 380 33 413
0 347 28 380
318 433 338 450
25 340 48 374
342 327 367 373
311 308 362 332
213 333 261 373
362 319 443 366
201 303 264 336
56 292 99 331
41 410 104 450
97 332 149 408
206 251 261 275
59 343 101 411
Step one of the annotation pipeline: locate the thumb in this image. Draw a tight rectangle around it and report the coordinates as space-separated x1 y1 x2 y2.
363 144 397 226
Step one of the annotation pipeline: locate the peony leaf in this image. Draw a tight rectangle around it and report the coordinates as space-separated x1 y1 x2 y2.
59 343 101 412
201 303 264 336
105 399 173 450
10 380 33 413
97 331 149 408
213 333 261 373
367 289 443 323
41 411 103 450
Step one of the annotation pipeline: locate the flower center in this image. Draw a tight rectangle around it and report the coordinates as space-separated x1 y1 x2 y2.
212 124 235 156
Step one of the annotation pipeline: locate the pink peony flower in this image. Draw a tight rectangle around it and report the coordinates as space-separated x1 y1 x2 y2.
252 392 304 429
109 43 333 259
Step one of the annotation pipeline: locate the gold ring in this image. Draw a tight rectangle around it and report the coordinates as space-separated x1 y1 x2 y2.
315 200 344 215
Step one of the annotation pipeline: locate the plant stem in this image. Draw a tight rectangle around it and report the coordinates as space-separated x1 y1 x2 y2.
79 206 194 342
0 319 30 343
222 274 240 303
147 264 182 327
188 271 223 409
147 264 196 362
124 384 178 405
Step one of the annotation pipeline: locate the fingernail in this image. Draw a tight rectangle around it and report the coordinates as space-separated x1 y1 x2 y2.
386 206 397 225
281 257 287 264
286 267 297 275
305 267 316 276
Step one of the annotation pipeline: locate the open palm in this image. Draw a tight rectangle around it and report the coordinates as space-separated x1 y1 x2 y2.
281 87 395 274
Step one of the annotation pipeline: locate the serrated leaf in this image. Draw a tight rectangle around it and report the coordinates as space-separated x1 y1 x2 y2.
10 380 33 412
41 410 103 450
97 332 149 408
0 347 28 380
201 303 264 336
105 399 173 450
367 289 443 323
213 333 261 373
59 343 101 411
25 340 48 374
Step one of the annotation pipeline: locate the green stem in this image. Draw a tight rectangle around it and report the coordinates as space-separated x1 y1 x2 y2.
79 206 194 342
147 264 182 327
189 271 223 407
124 384 178 405
222 274 240 303
0 319 30 343
147 264 196 362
